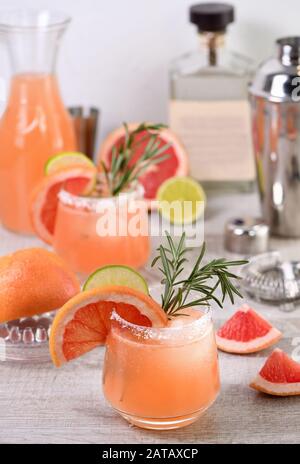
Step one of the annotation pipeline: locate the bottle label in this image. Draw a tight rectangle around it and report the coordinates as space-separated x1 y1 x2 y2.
169 99 255 182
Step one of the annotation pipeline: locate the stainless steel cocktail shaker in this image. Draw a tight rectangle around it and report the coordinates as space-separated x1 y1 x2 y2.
249 37 300 237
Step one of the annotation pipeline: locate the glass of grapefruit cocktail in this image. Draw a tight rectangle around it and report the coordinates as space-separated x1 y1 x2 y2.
103 306 220 430
52 181 150 275
50 232 246 430
31 124 172 274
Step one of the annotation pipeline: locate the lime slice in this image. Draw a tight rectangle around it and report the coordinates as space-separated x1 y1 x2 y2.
83 265 149 294
157 177 206 224
45 152 95 176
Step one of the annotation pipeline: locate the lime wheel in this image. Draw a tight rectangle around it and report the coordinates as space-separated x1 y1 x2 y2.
83 265 149 294
45 152 94 175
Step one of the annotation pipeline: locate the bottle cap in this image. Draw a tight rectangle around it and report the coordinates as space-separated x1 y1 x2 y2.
190 3 234 32
224 218 270 256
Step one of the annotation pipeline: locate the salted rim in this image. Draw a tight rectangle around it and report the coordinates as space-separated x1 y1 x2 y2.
58 181 145 212
0 9 71 32
110 305 212 342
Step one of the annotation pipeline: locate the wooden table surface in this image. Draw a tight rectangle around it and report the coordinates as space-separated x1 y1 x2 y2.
1 191 300 444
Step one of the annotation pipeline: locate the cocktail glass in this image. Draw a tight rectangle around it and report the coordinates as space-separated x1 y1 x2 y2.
53 182 150 276
103 306 220 430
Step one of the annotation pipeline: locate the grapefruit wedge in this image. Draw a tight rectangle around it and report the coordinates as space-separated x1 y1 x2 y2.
49 285 168 367
30 166 96 244
216 305 282 354
98 123 189 206
250 349 300 396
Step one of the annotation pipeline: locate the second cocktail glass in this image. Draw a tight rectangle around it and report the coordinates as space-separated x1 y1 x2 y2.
53 182 150 276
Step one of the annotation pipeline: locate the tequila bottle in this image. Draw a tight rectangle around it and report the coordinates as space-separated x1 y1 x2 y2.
169 3 255 191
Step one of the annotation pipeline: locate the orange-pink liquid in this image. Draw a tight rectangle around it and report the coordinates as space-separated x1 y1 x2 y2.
0 73 76 234
103 310 220 429
53 198 150 275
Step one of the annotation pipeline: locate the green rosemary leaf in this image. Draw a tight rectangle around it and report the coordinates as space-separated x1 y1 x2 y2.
160 246 172 284
179 299 212 310
124 122 130 146
151 232 247 317
189 242 206 279
100 160 110 188
227 281 244 299
166 231 178 256
151 256 161 267
132 153 170 180
178 231 186 249
111 151 124 177
100 159 108 174
143 135 157 158
168 313 191 318
101 122 171 196
195 287 223 309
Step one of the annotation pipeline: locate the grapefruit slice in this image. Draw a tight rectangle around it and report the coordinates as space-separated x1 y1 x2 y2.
49 285 168 366
98 123 189 207
250 349 300 396
216 305 282 354
30 166 96 245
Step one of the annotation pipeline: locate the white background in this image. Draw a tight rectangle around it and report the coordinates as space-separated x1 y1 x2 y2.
0 0 300 151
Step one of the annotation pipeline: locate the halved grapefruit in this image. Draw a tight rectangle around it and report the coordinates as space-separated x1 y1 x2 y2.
30 166 96 245
49 285 168 367
250 349 300 396
216 305 282 354
98 123 189 207
0 248 80 323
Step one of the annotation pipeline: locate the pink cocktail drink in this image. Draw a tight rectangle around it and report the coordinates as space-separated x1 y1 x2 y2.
53 185 150 275
103 308 220 430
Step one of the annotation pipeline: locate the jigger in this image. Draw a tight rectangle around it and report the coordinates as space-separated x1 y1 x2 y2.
68 106 100 161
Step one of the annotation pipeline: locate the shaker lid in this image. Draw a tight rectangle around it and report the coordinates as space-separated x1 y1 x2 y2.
249 36 300 103
190 3 234 32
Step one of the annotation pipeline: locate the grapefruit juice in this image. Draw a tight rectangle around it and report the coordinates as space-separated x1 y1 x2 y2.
0 73 76 233
53 185 150 275
103 307 220 430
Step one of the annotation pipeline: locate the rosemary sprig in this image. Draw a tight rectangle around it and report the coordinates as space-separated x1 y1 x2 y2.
100 122 171 196
151 232 247 318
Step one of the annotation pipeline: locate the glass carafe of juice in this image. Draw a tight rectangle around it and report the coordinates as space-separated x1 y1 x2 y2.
0 10 76 234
